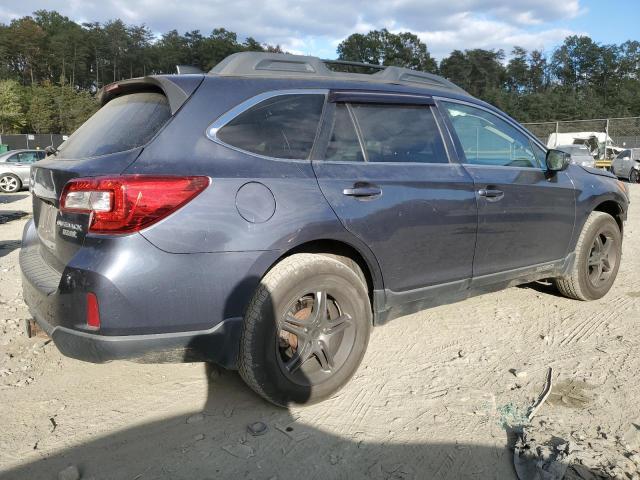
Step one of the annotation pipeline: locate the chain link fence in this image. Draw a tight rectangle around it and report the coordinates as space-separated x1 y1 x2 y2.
522 116 640 158
0 134 68 152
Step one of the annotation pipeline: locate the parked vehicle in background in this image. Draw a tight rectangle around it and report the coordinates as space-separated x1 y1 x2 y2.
612 148 640 183
547 132 623 161
0 150 46 193
20 52 629 407
555 145 596 168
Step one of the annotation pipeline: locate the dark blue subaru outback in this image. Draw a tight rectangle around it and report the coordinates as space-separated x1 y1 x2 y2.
21 52 629 406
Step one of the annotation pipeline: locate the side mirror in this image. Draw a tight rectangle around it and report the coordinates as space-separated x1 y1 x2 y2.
546 149 571 172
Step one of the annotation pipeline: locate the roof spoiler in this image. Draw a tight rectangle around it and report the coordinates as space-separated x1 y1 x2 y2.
98 75 204 114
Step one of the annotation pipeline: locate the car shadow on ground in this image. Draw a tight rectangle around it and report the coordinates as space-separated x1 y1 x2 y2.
0 210 29 226
518 279 567 299
0 193 29 205
0 365 608 480
0 365 516 480
0 240 21 259
1 273 605 479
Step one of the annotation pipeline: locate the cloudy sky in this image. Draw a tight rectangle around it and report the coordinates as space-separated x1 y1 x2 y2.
0 0 636 59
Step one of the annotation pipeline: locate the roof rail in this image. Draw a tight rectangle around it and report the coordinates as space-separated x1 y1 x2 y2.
321 59 386 71
176 65 204 75
209 52 468 96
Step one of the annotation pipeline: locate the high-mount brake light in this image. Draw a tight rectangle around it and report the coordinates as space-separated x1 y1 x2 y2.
60 175 210 234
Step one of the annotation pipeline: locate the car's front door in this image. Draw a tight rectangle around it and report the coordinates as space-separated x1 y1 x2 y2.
439 100 576 278
312 91 478 297
6 151 41 183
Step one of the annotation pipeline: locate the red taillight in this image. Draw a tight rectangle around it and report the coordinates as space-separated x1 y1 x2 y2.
86 292 101 329
60 175 210 234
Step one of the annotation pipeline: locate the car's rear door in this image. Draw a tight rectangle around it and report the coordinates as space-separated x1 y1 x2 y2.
439 99 576 279
312 91 478 300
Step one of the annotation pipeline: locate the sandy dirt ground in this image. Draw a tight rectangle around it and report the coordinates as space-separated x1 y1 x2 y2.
0 187 639 480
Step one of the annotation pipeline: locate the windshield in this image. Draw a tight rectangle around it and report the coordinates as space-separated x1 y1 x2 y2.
57 92 171 159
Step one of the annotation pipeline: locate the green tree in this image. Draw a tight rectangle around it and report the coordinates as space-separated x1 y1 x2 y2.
0 80 26 133
337 29 437 72
506 46 529 92
26 84 56 133
440 49 505 97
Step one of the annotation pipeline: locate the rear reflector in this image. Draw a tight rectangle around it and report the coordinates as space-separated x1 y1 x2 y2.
60 175 210 234
86 293 101 329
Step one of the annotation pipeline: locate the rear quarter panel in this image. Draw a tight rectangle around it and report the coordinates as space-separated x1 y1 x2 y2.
126 76 385 289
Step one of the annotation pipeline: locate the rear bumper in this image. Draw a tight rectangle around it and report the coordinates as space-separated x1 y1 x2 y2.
19 219 274 368
28 302 241 366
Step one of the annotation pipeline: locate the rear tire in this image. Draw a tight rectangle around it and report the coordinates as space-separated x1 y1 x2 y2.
238 253 371 406
630 170 639 184
554 211 621 301
0 173 21 193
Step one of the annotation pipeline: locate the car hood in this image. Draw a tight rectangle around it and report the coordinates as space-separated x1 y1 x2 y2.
578 165 616 178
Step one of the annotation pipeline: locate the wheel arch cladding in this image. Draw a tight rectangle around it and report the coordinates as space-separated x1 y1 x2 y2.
268 239 380 302
593 200 625 233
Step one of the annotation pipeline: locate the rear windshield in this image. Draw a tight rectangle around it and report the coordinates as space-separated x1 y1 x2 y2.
57 92 171 159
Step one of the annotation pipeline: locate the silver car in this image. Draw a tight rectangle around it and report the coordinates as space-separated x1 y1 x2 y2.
611 148 640 183
555 144 596 168
0 149 46 193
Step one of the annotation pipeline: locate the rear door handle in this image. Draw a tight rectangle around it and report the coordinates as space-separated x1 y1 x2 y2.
478 188 504 201
343 184 382 198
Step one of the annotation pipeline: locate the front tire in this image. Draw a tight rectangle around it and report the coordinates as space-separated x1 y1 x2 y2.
630 169 639 184
555 211 621 300
238 253 371 406
0 174 21 193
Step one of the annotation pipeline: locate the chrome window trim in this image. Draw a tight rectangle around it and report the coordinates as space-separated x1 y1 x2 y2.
206 89 329 162
434 96 547 171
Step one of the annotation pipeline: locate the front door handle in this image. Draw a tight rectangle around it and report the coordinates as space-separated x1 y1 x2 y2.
343 183 382 198
478 188 504 201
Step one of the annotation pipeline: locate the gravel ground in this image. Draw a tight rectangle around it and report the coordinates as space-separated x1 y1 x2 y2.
0 187 639 480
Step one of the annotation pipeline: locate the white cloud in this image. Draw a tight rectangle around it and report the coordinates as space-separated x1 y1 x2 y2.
0 0 584 60
410 12 580 58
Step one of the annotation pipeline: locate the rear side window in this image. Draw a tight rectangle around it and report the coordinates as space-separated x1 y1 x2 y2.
216 94 324 159
58 92 171 159
350 104 447 163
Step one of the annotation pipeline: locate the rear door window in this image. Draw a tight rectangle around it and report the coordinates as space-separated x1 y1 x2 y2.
325 104 363 162
349 104 448 163
216 94 325 160
57 92 171 159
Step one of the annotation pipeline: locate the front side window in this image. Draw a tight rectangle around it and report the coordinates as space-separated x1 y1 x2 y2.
443 102 540 168
216 94 324 160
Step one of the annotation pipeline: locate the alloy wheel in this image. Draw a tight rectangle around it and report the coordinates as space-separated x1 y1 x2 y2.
276 290 356 386
586 232 617 288
0 175 19 193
